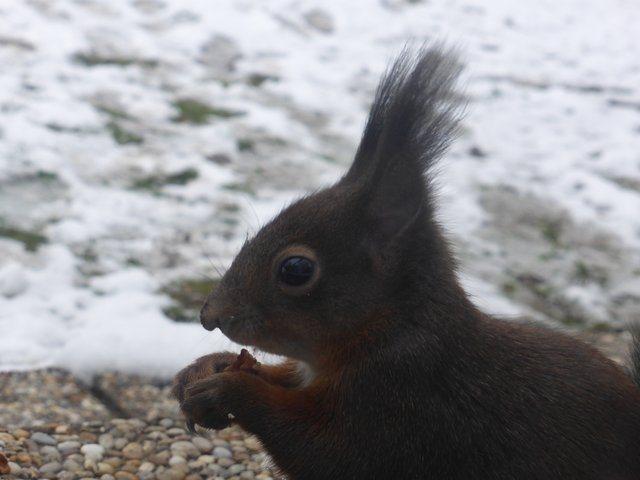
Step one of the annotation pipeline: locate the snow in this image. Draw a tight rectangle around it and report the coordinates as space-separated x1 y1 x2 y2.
1 0 639 378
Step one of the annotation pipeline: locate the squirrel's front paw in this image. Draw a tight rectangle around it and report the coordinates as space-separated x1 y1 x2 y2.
180 374 245 431
172 351 238 403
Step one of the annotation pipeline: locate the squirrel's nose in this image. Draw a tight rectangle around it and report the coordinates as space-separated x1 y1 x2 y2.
200 301 222 331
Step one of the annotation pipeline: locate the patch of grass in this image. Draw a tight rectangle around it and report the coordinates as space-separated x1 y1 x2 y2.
172 99 244 124
33 171 59 182
572 261 608 287
220 202 241 213
73 52 158 68
237 138 255 152
540 219 563 246
95 105 130 120
589 322 611 333
560 313 586 327
45 123 96 134
78 248 98 263
131 168 199 191
221 182 254 195
501 281 517 295
609 176 640 192
246 72 279 87
0 226 47 252
125 257 143 267
163 278 220 323
106 121 144 145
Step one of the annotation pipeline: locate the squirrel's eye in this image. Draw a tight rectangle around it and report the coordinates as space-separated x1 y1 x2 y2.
278 256 315 287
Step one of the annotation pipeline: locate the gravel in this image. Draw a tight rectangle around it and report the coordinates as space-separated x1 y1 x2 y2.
0 419 275 479
0 368 278 479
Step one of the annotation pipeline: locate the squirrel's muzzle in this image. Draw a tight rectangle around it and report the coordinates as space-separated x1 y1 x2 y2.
200 300 222 331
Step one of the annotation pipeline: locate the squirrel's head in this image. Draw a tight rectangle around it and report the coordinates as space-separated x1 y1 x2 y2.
201 47 463 364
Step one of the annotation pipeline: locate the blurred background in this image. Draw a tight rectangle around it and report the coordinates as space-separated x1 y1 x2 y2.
0 0 639 381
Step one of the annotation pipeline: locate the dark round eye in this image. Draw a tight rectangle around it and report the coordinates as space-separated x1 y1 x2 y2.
278 256 315 286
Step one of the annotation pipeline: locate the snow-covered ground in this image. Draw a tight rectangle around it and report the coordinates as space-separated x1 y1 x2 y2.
1 0 639 378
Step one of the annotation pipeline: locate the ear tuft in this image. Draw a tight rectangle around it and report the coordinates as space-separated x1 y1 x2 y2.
343 45 464 244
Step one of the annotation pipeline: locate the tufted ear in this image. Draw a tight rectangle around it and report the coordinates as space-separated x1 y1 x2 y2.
342 46 462 246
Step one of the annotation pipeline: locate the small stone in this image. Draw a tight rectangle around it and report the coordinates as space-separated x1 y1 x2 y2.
13 429 30 439
171 440 200 459
114 471 138 480
139 461 155 472
229 464 245 474
185 474 204 480
191 436 212 453
98 462 115 475
0 454 9 475
55 425 72 434
62 458 82 471
0 433 14 443
166 428 186 436
81 443 105 460
240 471 255 479
122 442 143 459
156 463 189 480
41 445 62 460
32 432 57 446
101 475 116 480
212 439 230 447
197 454 214 464
39 461 63 474
169 455 186 465
213 446 232 458
99 433 115 449
59 440 81 454
87 456 101 472
79 431 98 442
15 452 33 464
122 459 142 472
159 418 174 428
58 471 76 480
8 462 21 475
148 450 171 465
103 457 123 469
114 437 128 450
218 457 234 467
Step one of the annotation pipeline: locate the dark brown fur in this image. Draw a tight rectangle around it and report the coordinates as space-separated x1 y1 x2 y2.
173 47 640 479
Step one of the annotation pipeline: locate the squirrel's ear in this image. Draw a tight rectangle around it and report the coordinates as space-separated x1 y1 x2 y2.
341 46 462 246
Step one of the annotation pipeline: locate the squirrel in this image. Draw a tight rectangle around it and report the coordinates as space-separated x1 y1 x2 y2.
173 46 640 479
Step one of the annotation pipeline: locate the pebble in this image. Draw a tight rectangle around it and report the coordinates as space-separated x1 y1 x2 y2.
81 443 105 460
59 440 81 454
39 461 63 474
192 436 213 453
171 440 200 458
41 445 63 462
214 446 233 458
122 442 144 459
13 428 30 439
139 461 155 472
32 431 57 445
8 462 21 475
156 463 190 480
98 462 115 475
99 433 115 449
169 455 187 465
115 471 138 480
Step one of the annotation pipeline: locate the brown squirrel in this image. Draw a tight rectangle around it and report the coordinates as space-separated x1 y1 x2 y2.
173 47 640 479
